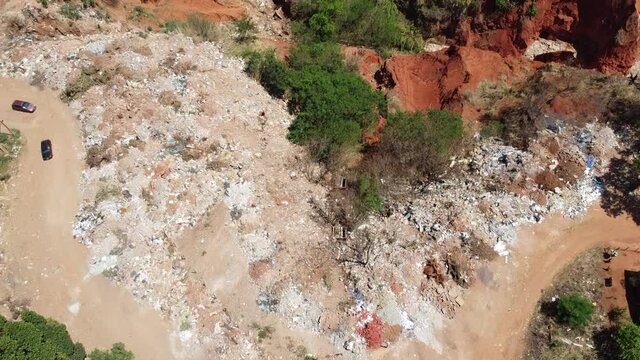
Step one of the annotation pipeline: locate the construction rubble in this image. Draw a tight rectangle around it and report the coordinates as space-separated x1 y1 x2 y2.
0 6 624 359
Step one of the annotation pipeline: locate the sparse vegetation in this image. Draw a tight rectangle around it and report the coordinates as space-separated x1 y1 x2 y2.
182 15 219 42
95 183 121 204
162 20 180 33
251 323 274 342
62 66 114 102
365 110 465 179
357 175 383 213
394 0 477 38
36 0 48 9
0 130 22 182
234 17 257 43
60 3 82 20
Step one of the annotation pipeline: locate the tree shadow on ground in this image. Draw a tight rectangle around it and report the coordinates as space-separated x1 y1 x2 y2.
593 326 617 360
598 95 640 225
598 148 640 225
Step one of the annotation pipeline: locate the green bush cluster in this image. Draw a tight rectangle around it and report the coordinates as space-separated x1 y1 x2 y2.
291 0 423 52
555 293 595 329
393 0 476 38
0 310 86 359
357 175 383 213
368 110 465 177
0 311 134 360
243 42 384 163
614 323 640 360
60 3 81 20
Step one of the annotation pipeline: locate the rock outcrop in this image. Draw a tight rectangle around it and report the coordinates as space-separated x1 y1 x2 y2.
457 0 640 74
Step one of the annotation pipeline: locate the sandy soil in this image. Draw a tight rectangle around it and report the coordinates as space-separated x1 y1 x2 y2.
0 78 177 359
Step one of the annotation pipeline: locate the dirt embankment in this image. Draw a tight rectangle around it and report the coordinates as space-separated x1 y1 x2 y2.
0 78 176 359
458 0 640 74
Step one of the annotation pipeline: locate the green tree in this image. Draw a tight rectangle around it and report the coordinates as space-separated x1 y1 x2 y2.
0 311 133 360
287 67 383 161
89 343 134 360
614 323 640 360
555 293 595 329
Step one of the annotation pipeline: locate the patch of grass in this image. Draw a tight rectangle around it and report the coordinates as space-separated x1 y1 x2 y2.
0 130 22 182
234 16 257 43
95 183 120 204
356 174 383 213
480 119 506 138
182 15 219 42
251 323 274 342
61 66 113 102
60 3 81 20
526 0 538 17
162 20 180 33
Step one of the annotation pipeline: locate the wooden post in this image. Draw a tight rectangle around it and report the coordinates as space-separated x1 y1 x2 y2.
0 120 14 136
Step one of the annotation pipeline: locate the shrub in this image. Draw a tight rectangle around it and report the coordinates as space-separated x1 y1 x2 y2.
62 66 113 102
526 0 538 16
292 0 423 52
287 67 383 161
614 323 640 360
234 17 257 43
60 3 81 20
555 293 595 329
288 42 345 73
82 0 96 9
37 0 48 9
183 15 218 42
89 342 134 360
242 50 290 98
357 175 383 213
369 110 464 178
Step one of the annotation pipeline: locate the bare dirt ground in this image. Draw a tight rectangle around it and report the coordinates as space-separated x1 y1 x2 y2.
437 207 640 360
601 244 640 319
0 78 177 359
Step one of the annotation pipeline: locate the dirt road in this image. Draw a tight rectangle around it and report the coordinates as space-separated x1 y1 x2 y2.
378 207 640 360
0 78 176 359
442 207 640 359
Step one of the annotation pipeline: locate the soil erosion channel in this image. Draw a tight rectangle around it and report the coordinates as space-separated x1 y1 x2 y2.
0 78 175 359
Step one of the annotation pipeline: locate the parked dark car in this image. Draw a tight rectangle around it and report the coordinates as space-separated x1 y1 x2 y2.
40 140 52 161
12 100 36 113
